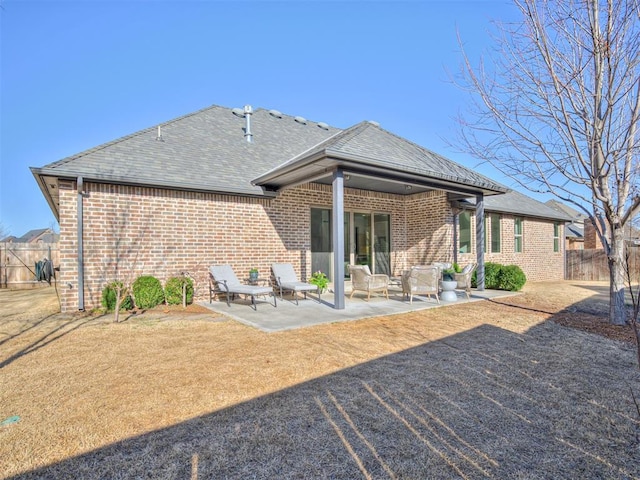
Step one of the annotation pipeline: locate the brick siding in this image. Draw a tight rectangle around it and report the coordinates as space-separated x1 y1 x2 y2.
457 213 565 282
57 181 563 311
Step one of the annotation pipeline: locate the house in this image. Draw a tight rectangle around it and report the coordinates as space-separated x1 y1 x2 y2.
545 200 586 250
1 228 59 244
31 104 570 312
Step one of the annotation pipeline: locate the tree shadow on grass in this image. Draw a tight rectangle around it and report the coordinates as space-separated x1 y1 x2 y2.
0 314 109 370
8 318 640 479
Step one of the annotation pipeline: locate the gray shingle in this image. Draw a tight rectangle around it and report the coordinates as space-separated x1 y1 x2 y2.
37 105 340 195
456 190 573 221
36 104 509 196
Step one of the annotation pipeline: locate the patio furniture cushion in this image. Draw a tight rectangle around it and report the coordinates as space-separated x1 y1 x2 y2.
454 263 477 300
209 265 276 310
271 263 320 304
348 265 389 301
401 266 440 304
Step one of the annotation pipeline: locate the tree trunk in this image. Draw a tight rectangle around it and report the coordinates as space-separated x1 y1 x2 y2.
609 226 627 326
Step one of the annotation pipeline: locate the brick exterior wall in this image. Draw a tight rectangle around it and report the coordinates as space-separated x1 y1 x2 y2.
457 213 565 282
584 220 604 249
57 181 564 311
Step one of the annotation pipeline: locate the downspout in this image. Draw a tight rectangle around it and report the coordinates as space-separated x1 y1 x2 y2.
77 176 85 311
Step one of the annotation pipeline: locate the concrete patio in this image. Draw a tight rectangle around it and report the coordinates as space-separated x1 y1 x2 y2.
198 286 519 332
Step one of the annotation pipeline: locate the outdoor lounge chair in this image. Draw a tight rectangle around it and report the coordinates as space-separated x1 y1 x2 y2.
401 265 440 304
348 265 389 300
209 265 276 310
271 263 320 305
454 263 477 300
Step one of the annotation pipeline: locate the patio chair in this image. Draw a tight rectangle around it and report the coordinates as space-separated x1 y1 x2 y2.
209 265 276 310
454 263 477 300
271 263 320 305
401 266 440 304
348 265 389 300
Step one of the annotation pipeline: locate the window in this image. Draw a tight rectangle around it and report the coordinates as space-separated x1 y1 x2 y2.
514 217 523 253
490 214 501 253
484 213 501 253
553 222 560 252
459 211 471 253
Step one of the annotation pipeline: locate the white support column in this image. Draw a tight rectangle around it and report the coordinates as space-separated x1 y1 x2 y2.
332 170 345 309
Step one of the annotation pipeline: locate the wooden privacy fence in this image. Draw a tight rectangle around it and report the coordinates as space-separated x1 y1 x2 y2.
0 242 59 288
566 245 640 281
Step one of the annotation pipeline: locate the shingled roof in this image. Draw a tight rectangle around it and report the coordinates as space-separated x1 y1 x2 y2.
32 103 507 218
253 121 506 195
454 190 573 222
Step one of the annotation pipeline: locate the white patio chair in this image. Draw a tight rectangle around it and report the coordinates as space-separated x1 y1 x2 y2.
209 265 276 310
348 265 389 300
401 266 440 304
271 263 320 305
454 263 477 300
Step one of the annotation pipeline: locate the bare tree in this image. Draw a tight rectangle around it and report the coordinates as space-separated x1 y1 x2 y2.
0 222 9 240
455 0 640 325
98 208 147 322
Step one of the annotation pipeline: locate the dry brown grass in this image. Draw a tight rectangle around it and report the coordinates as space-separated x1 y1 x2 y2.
1 282 639 479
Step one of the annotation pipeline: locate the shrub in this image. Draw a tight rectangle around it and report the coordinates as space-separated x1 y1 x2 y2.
472 262 502 288
471 262 527 291
101 281 133 312
484 262 503 289
165 276 194 305
132 275 165 309
498 265 527 291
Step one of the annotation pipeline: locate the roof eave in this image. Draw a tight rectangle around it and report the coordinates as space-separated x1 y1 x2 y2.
253 149 508 196
32 168 277 200
30 167 60 221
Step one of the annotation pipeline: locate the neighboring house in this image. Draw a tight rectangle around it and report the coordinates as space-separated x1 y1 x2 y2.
31 104 570 312
1 228 59 244
0 228 59 288
546 199 640 250
546 200 587 250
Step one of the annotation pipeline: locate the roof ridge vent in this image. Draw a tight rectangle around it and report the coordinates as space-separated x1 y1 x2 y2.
268 109 283 118
294 116 307 125
317 122 329 130
368 120 380 127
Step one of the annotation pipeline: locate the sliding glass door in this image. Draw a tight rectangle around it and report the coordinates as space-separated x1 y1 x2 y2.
311 208 390 280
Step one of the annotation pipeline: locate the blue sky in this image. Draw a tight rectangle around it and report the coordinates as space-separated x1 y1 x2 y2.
1 0 520 237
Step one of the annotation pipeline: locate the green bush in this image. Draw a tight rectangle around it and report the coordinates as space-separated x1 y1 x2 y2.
484 262 503 289
132 275 165 309
101 281 133 312
472 262 527 291
165 276 194 305
498 265 527 291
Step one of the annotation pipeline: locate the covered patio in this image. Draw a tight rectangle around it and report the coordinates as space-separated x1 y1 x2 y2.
252 121 508 310
200 285 517 332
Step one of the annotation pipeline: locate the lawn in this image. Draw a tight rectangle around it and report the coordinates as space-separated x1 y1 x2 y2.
1 282 639 479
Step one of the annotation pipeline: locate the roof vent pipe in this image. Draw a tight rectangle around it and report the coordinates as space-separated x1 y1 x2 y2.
243 105 253 143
